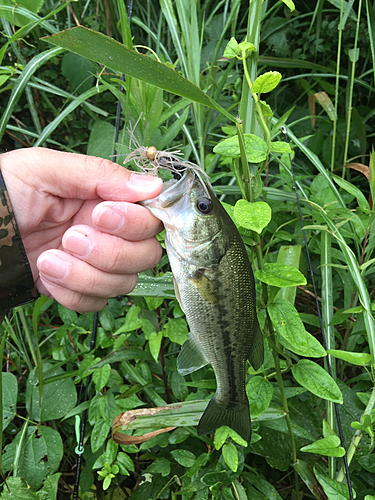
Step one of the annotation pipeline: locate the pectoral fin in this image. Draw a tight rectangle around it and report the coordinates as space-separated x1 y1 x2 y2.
173 276 185 313
177 333 209 376
188 269 220 304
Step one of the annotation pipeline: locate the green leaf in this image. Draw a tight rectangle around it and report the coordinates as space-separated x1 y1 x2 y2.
118 305 143 333
247 376 273 418
323 419 337 437
130 272 176 299
326 350 371 366
42 27 235 123
58 303 78 325
2 372 17 430
36 473 61 500
359 454 375 472
93 364 111 391
223 37 241 59
252 71 282 94
259 100 273 117
256 264 306 287
171 449 196 467
213 133 267 162
0 0 44 27
268 300 326 357
282 0 295 11
163 318 188 345
0 477 38 499
314 467 356 499
269 141 292 154
234 200 272 233
61 52 96 93
227 428 248 447
144 295 165 310
292 360 343 404
91 421 111 453
145 457 171 477
87 121 116 162
26 363 77 421
116 452 134 474
238 41 256 53
332 173 370 214
149 331 163 362
214 426 230 450
186 453 209 478
300 436 345 457
2 426 63 490
222 442 238 472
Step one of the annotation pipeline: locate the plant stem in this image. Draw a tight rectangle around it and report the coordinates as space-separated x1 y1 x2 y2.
342 0 363 174
331 0 344 172
253 232 299 496
321 231 337 479
337 385 375 482
239 0 262 135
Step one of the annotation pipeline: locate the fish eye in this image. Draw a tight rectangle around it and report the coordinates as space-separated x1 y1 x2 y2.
196 196 212 215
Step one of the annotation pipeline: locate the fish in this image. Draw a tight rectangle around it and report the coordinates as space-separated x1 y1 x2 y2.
139 153 264 443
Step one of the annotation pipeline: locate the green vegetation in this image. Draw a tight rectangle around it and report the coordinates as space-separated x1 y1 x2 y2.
1 0 375 498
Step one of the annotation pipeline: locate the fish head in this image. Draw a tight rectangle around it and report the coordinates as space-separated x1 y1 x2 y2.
141 169 231 266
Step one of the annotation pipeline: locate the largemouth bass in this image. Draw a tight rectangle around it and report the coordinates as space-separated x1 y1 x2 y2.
140 155 264 443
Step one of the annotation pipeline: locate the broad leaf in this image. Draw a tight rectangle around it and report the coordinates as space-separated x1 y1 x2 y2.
222 442 238 472
300 436 345 457
268 300 326 357
327 350 371 366
292 360 343 403
256 264 306 287
234 200 271 233
214 134 267 162
314 467 356 499
252 71 282 94
247 376 273 418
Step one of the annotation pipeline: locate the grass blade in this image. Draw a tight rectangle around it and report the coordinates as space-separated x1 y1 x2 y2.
321 231 337 479
43 27 236 123
0 47 65 144
33 85 107 146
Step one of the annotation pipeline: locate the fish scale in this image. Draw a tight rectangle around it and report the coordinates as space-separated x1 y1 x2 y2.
141 161 264 443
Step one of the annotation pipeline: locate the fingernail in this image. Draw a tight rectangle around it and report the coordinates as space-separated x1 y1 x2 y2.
38 252 69 280
94 205 125 231
130 173 162 189
63 231 92 257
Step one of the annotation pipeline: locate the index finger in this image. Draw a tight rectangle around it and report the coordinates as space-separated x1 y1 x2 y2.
92 201 164 241
1 148 163 203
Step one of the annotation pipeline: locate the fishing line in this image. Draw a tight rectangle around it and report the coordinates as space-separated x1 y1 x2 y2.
282 126 354 499
73 311 98 500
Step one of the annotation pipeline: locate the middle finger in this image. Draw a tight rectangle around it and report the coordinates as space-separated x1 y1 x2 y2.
62 225 163 274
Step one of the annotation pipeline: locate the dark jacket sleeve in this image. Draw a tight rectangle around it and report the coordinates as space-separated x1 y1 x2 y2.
0 170 39 315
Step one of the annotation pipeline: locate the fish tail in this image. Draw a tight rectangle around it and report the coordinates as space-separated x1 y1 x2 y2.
197 394 251 444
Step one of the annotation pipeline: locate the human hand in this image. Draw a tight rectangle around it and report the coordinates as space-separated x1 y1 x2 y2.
0 148 163 312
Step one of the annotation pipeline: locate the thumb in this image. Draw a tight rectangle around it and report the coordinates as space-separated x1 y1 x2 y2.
0 148 163 203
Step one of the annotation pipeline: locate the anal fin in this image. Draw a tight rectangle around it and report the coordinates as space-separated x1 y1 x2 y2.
177 333 209 376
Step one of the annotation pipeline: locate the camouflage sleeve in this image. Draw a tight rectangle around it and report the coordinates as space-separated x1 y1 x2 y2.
0 170 39 314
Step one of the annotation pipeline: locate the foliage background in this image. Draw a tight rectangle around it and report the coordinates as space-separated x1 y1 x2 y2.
1 0 375 499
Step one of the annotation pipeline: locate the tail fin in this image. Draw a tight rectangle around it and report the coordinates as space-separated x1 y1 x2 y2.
197 395 251 443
